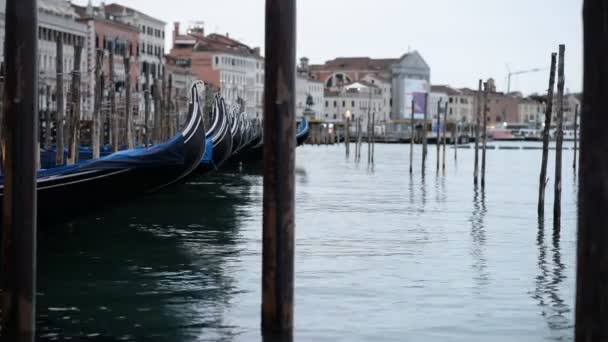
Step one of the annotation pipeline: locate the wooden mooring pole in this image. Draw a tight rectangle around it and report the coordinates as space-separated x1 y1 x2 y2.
442 101 447 171
55 35 65 166
538 53 557 218
92 49 102 158
422 93 429 172
262 0 295 336
553 44 566 230
124 53 133 148
436 98 442 172
576 1 608 339
573 104 579 171
0 0 38 339
144 63 150 146
371 111 375 164
409 98 414 174
481 82 488 188
345 116 350 158
67 43 82 165
473 80 481 184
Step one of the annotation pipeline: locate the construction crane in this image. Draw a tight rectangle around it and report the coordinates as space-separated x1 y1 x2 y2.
506 66 546 93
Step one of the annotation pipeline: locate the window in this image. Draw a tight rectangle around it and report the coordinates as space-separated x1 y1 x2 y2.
449 97 454 103
215 56 219 65
142 25 146 33
351 101 355 107
325 100 328 108
333 101 337 108
342 101 345 107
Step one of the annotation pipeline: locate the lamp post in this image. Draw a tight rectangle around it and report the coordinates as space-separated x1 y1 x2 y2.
344 109 351 157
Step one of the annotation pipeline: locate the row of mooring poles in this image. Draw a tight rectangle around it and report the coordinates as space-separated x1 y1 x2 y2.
577 1 608 338
0 0 38 340
262 0 296 337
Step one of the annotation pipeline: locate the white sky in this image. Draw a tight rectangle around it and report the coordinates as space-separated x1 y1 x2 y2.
74 0 583 95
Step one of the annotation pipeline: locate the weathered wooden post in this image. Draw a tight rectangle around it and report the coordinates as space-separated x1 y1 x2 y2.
367 112 371 164
0 0 38 339
55 34 65 166
345 116 350 157
576 1 608 338
161 66 166 140
442 101 447 171
124 53 133 148
92 49 102 158
538 53 557 218
436 98 442 171
371 111 376 164
67 43 82 165
573 104 579 171
109 44 117 151
144 62 150 146
262 0 296 336
153 79 161 143
44 84 51 149
553 44 566 230
474 80 482 184
481 82 488 188
358 117 363 161
409 98 415 174
167 74 173 137
422 93 428 171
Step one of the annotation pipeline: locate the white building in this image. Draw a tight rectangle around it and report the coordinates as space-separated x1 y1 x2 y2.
0 0 90 115
361 74 391 127
104 2 166 83
296 74 324 120
324 81 385 134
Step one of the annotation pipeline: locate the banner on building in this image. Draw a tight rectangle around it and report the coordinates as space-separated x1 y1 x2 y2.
403 79 429 120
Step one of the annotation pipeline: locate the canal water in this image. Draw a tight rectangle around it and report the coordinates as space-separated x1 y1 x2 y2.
37 142 577 341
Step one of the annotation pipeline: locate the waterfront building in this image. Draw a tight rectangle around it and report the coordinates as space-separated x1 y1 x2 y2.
0 0 89 115
168 22 264 118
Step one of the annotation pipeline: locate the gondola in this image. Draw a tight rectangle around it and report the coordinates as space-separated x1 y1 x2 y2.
196 93 233 173
231 116 309 163
0 81 207 226
229 106 244 155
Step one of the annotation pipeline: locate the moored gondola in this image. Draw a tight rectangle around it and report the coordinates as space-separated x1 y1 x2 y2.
0 81 207 226
196 93 233 173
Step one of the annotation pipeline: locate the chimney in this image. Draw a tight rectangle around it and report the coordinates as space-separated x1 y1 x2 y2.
253 47 260 56
173 22 180 45
226 32 230 38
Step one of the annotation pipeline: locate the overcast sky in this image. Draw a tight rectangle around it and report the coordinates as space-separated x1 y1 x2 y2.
75 0 583 95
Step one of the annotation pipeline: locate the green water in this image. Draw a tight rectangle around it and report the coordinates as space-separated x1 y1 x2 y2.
37 142 576 341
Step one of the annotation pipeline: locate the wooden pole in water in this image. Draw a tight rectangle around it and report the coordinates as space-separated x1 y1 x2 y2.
262 0 295 335
124 53 133 149
576 1 608 338
553 44 566 230
409 98 414 174
422 92 428 171
144 63 150 146
67 43 82 165
573 104 579 171
109 44 117 151
436 98 442 171
371 111 375 164
538 53 557 218
481 82 488 188
442 101 447 171
167 74 173 137
345 117 350 157
161 66 166 140
153 79 161 143
367 112 371 164
92 49 102 158
0 0 38 339
474 79 482 184
453 113 457 161
55 35 65 166
44 84 51 149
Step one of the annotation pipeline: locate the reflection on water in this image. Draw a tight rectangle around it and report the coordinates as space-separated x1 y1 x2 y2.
470 185 489 292
36 143 577 341
533 219 573 340
37 173 257 341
